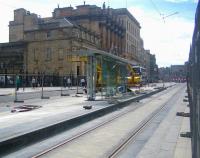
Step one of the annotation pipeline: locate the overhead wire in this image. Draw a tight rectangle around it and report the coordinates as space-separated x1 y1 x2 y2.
149 0 163 17
149 0 179 23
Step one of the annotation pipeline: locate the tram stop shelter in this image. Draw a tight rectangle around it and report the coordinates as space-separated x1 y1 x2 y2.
68 48 137 101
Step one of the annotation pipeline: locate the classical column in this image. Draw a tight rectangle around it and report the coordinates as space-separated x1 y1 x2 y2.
102 25 107 50
106 27 110 51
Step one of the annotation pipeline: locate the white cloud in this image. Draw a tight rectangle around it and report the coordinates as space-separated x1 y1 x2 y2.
128 6 194 67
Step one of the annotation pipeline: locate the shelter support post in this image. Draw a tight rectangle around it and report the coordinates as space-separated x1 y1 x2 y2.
87 56 96 100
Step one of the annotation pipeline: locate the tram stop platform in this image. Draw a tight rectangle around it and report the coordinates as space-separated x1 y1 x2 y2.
0 82 185 156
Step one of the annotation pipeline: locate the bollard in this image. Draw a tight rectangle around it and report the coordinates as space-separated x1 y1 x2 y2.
14 75 24 103
41 74 50 99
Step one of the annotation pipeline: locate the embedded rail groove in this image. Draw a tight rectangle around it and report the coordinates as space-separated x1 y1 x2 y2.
107 85 185 158
107 100 167 158
32 87 173 158
32 102 142 157
0 87 167 156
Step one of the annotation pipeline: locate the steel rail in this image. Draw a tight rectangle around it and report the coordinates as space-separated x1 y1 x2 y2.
32 86 174 158
107 85 184 158
107 100 167 158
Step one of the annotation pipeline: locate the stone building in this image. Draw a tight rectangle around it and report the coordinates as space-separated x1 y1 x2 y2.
170 65 186 82
113 8 141 62
53 3 141 64
158 65 186 82
149 54 158 82
0 42 27 74
145 50 151 81
6 3 154 78
9 8 100 76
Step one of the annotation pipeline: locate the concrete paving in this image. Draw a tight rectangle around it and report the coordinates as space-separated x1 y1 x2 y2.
173 107 191 158
0 94 107 141
0 82 174 96
0 86 157 140
134 85 191 158
0 82 178 157
37 84 181 158
0 87 63 96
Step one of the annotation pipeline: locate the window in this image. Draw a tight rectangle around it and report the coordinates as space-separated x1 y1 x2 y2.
87 33 90 41
58 48 64 60
33 48 38 61
46 31 51 38
82 31 85 39
46 48 52 61
91 35 94 43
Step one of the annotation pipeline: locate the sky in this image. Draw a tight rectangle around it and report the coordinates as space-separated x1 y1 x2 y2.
0 0 198 67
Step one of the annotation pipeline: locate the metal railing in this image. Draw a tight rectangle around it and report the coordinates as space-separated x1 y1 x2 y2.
0 73 132 102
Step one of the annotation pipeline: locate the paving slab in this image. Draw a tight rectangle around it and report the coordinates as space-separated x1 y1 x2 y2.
135 85 191 158
173 107 191 158
0 83 177 156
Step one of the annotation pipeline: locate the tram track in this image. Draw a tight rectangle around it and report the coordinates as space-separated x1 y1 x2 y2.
107 96 168 158
0 86 167 156
107 84 186 158
29 84 183 158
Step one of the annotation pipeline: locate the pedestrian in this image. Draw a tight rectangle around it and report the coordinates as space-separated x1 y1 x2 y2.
80 78 85 87
67 77 71 89
63 76 67 87
16 75 20 91
32 77 36 88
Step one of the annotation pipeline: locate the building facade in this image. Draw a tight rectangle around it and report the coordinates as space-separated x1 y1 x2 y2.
53 3 141 64
9 8 100 76
149 54 158 82
158 65 186 82
0 42 27 74
5 3 157 81
170 65 186 82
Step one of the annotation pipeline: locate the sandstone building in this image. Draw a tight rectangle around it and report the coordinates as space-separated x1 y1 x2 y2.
0 3 157 83
9 8 100 76
53 4 141 62
0 42 27 74
8 3 142 75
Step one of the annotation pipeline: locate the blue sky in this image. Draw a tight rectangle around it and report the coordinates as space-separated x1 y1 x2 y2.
0 0 198 67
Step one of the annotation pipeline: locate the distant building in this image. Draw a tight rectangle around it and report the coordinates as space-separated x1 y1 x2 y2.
0 3 157 82
158 67 171 82
149 54 158 82
158 65 187 82
53 4 141 64
170 65 186 82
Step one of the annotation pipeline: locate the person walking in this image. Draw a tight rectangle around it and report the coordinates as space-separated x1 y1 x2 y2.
32 77 36 88
63 76 67 88
16 75 20 91
80 78 85 88
67 77 71 89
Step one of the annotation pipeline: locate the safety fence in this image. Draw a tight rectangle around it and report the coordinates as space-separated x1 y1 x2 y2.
0 74 86 88
0 73 131 102
187 2 200 158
